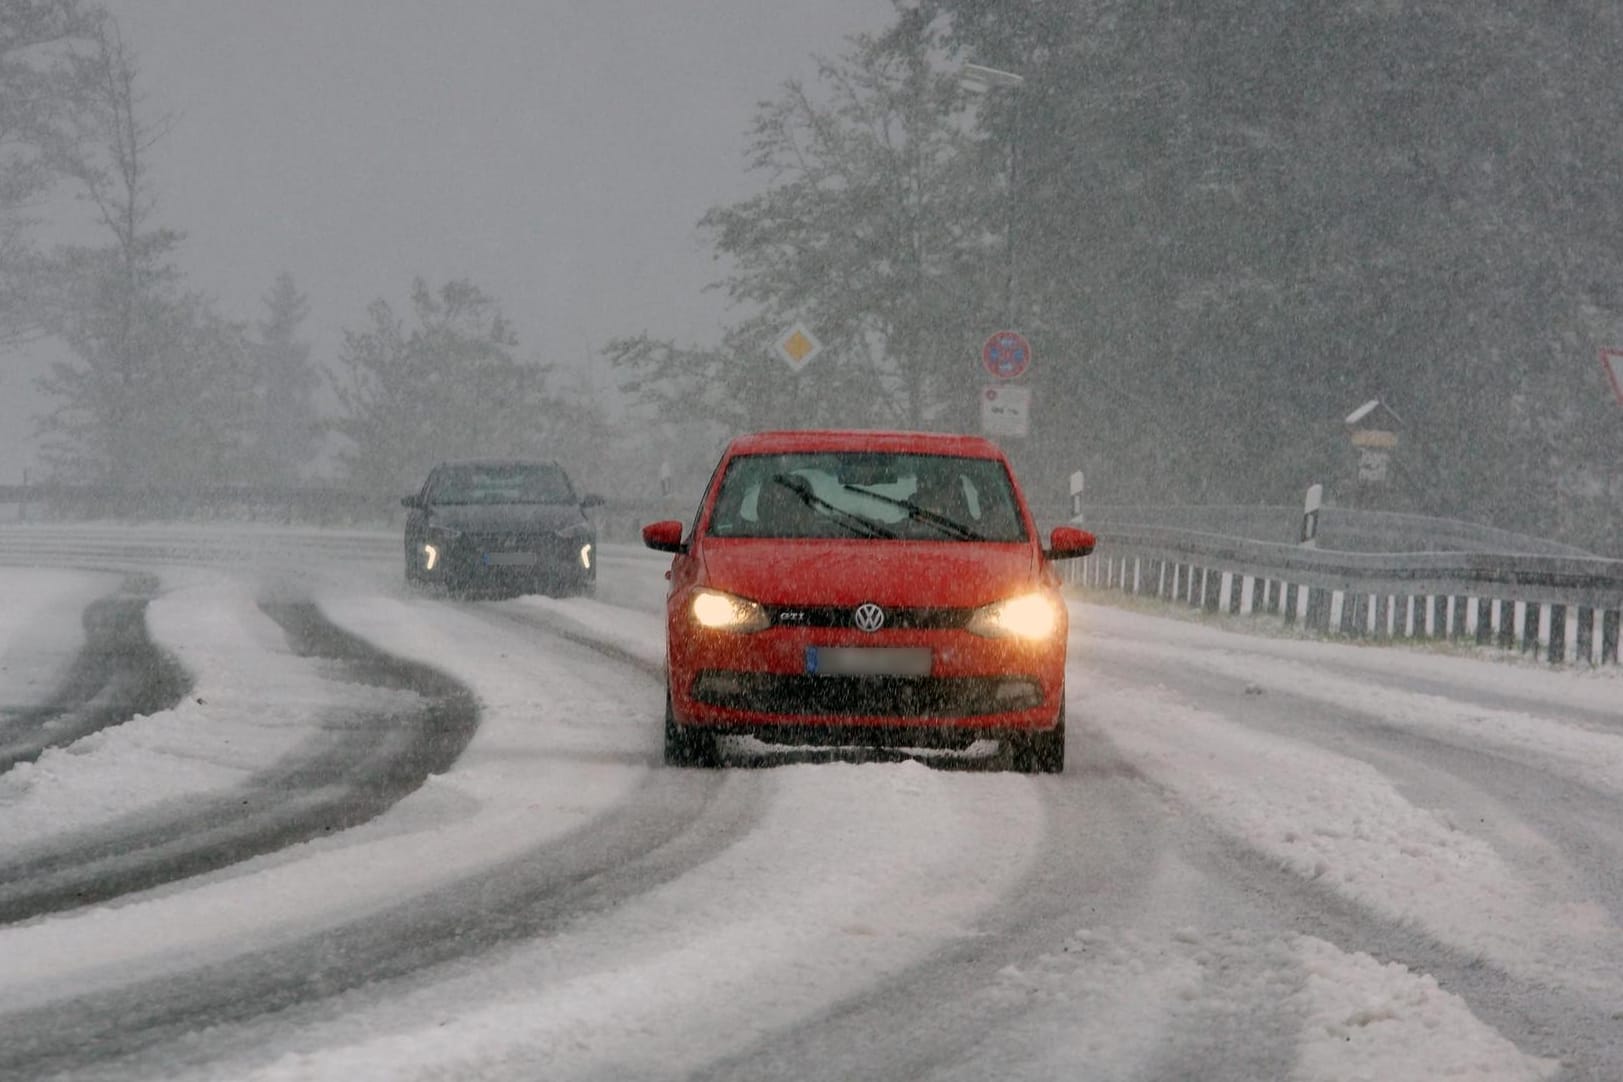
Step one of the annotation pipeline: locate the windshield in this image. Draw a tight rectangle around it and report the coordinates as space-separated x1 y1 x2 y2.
706 452 1027 542
426 464 575 505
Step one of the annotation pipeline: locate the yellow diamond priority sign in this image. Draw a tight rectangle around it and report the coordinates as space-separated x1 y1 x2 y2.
772 322 823 372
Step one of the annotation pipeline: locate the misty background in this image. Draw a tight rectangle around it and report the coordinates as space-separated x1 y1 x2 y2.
2 0 1620 554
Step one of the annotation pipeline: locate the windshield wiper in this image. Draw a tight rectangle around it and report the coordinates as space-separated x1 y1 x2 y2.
772 475 896 539
841 484 985 541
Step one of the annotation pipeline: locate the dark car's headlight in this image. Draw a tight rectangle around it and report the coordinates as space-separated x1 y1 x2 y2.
690 589 770 632
418 526 461 571
966 592 1063 640
556 524 595 570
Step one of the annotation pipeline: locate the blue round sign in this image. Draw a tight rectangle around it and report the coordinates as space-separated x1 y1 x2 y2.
981 330 1032 380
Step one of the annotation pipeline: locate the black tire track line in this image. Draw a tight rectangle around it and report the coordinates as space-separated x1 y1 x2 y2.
0 600 477 923
0 574 190 774
0 623 754 1082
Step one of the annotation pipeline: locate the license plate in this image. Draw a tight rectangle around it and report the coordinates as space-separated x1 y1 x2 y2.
483 551 538 567
807 646 931 677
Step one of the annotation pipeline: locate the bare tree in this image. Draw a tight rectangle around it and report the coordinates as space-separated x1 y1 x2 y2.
0 0 101 349
34 17 254 496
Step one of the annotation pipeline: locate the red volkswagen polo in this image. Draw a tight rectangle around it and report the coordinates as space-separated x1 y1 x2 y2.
642 430 1095 772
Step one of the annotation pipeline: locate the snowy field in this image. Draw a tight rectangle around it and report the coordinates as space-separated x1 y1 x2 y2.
0 525 1619 1080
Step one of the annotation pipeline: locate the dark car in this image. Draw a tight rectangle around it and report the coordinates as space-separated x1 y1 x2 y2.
402 459 602 597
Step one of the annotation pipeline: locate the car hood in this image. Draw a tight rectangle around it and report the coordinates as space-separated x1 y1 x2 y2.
698 539 1039 608
425 503 589 533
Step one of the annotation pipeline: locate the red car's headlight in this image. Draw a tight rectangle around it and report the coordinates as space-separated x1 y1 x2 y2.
966 591 1063 640
690 588 770 633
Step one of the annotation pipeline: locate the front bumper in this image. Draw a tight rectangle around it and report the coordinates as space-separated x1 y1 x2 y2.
668 622 1065 739
416 532 595 592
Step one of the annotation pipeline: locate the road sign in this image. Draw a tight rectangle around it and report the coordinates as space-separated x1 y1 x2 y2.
1601 348 1623 407
981 330 1032 380
1356 448 1391 484
773 323 823 372
980 384 1031 438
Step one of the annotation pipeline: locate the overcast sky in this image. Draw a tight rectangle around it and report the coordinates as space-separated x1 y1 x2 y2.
2 0 890 475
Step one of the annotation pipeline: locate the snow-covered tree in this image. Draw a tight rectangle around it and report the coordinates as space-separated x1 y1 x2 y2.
614 14 997 435
33 18 256 498
329 277 564 498
248 271 320 485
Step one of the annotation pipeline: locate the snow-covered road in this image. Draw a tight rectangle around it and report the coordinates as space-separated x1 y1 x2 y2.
0 523 1618 1081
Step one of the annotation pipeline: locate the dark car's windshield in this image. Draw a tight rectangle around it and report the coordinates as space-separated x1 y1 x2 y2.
705 451 1027 542
426 464 576 505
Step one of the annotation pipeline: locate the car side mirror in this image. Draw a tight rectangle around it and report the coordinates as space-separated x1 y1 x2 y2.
642 519 687 554
580 493 606 509
401 494 423 510
1044 525 1095 560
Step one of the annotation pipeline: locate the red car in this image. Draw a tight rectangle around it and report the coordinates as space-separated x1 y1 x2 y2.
642 430 1095 772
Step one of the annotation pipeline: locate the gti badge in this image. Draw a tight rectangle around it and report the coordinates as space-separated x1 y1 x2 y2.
852 602 886 633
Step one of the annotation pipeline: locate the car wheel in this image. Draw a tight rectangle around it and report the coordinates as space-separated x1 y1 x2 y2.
1007 704 1065 774
663 691 719 768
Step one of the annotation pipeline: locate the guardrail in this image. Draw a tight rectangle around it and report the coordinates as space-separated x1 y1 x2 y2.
1074 503 1601 557
1066 524 1623 667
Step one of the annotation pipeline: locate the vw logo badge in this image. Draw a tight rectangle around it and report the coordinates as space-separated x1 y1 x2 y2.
852 602 886 633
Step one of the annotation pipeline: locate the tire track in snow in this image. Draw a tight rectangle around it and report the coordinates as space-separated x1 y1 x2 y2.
0 601 476 923
0 751 755 1082
0 594 759 1081
1070 648 1619 1078
0 574 190 774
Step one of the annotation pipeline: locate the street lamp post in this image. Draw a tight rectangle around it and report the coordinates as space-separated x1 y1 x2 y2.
960 62 1025 325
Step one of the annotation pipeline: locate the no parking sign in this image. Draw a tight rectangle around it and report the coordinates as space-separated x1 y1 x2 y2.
981 330 1031 380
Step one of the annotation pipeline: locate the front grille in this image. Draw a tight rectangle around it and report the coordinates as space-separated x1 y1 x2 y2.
465 530 570 554
764 605 972 631
690 671 1043 717
442 531 587 581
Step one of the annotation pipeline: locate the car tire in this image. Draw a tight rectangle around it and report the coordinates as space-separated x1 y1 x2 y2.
663 691 719 768
1007 704 1065 774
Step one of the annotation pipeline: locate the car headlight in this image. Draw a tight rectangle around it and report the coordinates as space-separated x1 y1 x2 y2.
579 542 594 570
690 588 770 632
966 591 1063 640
